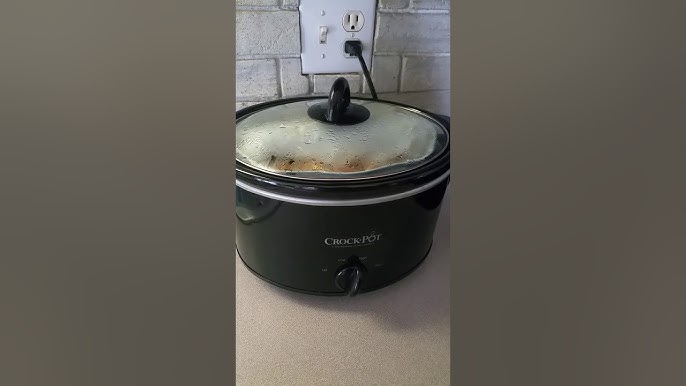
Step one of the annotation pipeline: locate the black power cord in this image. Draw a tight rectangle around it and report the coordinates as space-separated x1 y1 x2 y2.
344 40 378 100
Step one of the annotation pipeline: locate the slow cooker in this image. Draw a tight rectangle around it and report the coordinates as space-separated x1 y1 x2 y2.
236 77 450 296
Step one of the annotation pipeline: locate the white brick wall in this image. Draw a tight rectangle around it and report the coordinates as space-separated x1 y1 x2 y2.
379 0 410 9
236 11 300 56
375 13 450 53
236 1 450 115
279 58 310 97
412 0 450 9
368 55 402 93
314 74 363 94
236 0 278 6
401 55 450 92
236 59 278 99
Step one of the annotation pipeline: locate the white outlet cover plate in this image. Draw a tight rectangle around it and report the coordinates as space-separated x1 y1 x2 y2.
299 0 377 75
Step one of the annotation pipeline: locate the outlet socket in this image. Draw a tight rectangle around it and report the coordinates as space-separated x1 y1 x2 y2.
299 0 377 75
342 11 365 32
342 38 361 59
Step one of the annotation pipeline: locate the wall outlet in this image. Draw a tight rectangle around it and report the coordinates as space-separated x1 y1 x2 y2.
299 0 377 75
342 11 365 32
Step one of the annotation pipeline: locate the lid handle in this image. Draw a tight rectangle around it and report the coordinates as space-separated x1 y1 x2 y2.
325 77 351 124
306 76 370 125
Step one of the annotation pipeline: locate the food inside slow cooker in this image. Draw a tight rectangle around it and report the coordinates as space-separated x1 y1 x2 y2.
236 100 446 178
266 154 390 173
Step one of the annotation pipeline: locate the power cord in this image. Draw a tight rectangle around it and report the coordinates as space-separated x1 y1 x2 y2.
344 40 378 100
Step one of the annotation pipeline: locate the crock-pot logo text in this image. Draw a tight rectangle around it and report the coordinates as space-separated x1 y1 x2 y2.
324 232 382 248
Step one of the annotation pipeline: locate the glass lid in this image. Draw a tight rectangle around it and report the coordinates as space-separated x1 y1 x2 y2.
236 80 448 181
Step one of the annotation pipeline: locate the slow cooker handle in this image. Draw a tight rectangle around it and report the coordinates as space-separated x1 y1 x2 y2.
325 77 351 124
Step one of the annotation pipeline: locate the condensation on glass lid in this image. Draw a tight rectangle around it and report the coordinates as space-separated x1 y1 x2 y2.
236 100 448 179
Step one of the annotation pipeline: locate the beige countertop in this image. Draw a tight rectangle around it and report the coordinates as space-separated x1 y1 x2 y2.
236 196 451 386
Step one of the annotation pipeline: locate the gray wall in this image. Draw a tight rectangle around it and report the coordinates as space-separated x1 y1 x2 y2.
236 0 450 115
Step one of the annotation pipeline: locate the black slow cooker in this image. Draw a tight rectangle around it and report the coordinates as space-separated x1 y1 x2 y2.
236 77 450 297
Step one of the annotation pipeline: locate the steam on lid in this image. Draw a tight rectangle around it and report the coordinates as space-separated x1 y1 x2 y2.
236 100 447 179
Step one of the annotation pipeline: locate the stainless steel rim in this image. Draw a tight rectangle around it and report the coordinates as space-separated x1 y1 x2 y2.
235 170 450 207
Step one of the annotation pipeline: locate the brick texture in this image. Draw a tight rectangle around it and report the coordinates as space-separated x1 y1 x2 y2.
366 55 401 93
236 101 261 111
314 74 362 94
280 59 309 97
401 56 450 92
236 11 300 56
236 0 278 6
379 0 410 8
235 4 450 114
374 13 450 53
281 0 299 9
411 0 450 9
236 59 278 99
381 90 450 116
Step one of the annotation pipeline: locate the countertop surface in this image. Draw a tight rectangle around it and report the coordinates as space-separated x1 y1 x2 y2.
236 196 451 386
